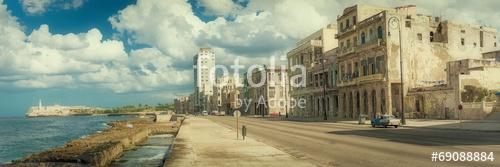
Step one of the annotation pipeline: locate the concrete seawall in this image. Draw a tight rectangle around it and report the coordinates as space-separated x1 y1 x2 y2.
10 116 183 167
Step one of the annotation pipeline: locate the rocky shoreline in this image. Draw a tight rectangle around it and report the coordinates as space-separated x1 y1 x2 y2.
8 115 183 167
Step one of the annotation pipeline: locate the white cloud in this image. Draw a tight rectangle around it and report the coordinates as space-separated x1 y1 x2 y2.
0 0 190 93
13 75 74 89
198 0 242 16
110 0 334 66
78 47 192 93
0 23 127 77
19 0 84 15
0 1 138 91
19 0 52 15
109 0 204 60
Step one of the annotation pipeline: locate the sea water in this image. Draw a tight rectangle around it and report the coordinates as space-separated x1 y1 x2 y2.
0 115 132 164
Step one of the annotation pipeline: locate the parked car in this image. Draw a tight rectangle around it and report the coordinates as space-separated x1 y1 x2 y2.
211 110 219 115
201 111 208 116
371 115 401 128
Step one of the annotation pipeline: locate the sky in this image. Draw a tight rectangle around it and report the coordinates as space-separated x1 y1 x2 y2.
0 0 499 116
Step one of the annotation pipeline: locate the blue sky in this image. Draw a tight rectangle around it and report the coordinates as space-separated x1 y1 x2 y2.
0 0 499 116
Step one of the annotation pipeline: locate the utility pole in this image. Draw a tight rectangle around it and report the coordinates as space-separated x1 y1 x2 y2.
321 57 328 120
389 16 406 125
285 69 289 118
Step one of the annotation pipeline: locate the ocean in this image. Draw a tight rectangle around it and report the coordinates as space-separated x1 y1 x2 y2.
0 115 133 164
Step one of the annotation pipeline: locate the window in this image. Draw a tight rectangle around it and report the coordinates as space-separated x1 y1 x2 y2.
368 57 375 75
415 100 421 112
353 16 357 25
377 26 383 39
430 31 434 42
346 19 350 28
361 59 368 76
340 23 344 30
347 39 351 48
361 32 366 44
376 56 384 73
461 38 465 45
495 42 497 47
480 31 484 47
460 30 466 33
417 33 422 41
405 20 411 28
354 62 359 78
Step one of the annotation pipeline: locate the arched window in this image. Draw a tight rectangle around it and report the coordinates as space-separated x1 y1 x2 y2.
361 32 366 44
377 26 384 39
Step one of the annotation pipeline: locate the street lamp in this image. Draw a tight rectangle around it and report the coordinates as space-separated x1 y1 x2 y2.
389 16 406 125
285 71 289 118
320 57 328 120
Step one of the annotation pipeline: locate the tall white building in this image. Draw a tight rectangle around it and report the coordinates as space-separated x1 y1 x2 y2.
193 48 216 112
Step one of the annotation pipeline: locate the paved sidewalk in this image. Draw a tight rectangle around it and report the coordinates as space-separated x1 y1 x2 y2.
164 116 316 167
337 119 500 132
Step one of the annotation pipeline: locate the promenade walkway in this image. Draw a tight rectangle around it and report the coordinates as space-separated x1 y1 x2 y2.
164 116 315 167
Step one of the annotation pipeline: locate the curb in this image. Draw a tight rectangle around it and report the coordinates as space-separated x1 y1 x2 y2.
403 125 500 133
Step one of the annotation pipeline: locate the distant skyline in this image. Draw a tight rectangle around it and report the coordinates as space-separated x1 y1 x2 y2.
1 0 499 116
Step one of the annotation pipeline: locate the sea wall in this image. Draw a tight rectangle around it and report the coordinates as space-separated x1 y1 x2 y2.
11 116 184 167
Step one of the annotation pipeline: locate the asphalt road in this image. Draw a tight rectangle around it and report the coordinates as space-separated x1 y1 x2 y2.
206 116 500 167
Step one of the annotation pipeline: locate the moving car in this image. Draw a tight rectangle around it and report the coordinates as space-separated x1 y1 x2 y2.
371 115 401 128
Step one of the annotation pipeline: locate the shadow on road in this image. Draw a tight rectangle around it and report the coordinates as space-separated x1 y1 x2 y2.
328 127 500 146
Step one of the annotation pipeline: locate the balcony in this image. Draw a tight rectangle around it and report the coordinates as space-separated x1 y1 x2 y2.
357 39 385 52
288 40 323 56
336 25 356 39
309 40 323 47
339 46 355 57
337 73 385 87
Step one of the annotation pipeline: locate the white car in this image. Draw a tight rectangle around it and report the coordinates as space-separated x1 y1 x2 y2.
371 115 401 128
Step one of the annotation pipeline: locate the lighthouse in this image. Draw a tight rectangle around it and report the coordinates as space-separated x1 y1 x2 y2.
38 99 42 111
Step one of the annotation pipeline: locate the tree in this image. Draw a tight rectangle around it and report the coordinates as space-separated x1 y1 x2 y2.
461 85 495 102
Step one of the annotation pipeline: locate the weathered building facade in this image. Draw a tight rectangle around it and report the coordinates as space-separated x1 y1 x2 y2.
287 24 338 119
212 75 242 115
285 4 499 120
335 4 498 120
247 66 289 116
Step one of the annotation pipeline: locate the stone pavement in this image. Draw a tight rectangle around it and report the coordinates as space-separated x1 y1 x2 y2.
337 119 500 132
164 116 316 167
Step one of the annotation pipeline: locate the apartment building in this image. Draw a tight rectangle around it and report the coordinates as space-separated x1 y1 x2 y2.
193 48 216 113
287 24 338 118
335 4 498 119
247 66 289 116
